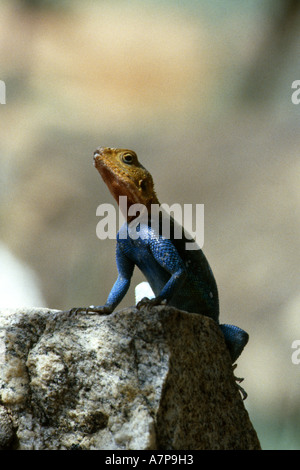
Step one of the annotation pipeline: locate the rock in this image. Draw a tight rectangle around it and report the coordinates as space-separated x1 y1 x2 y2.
0 306 260 450
0 405 14 449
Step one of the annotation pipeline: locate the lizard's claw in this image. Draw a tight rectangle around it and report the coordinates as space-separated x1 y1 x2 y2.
69 307 90 317
58 306 112 318
236 381 248 400
233 364 248 400
85 305 113 315
136 296 167 310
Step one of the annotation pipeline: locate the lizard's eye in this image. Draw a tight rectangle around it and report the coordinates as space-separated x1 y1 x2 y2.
122 153 134 164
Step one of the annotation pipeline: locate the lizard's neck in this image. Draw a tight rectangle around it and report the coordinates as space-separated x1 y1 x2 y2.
118 185 160 224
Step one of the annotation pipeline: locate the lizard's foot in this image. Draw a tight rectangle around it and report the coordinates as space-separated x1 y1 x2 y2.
136 296 167 310
233 364 248 400
59 306 112 318
85 305 113 315
236 380 248 400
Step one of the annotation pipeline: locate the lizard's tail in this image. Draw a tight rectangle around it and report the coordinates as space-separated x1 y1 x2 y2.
219 324 249 363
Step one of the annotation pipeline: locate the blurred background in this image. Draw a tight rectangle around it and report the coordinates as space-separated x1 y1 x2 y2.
0 0 299 449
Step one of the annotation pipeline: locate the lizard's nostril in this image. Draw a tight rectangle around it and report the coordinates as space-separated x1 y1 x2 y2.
94 147 103 153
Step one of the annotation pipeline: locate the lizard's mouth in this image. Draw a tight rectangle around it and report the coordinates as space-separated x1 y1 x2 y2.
93 148 139 211
93 148 104 167
92 147 159 219
93 148 127 181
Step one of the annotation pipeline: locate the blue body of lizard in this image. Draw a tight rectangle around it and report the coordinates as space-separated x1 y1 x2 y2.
96 216 248 363
76 147 249 363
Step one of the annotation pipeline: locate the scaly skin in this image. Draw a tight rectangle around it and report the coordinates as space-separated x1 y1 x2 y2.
69 147 249 363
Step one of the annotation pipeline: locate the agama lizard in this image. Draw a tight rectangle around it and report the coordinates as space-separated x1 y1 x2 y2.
70 147 249 363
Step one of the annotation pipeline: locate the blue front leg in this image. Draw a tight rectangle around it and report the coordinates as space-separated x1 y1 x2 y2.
94 242 135 312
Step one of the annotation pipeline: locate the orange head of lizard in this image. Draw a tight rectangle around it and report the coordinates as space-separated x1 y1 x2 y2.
93 147 159 221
